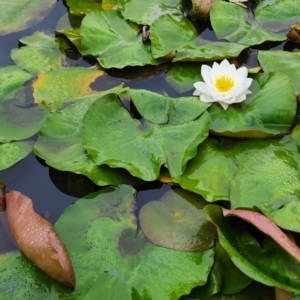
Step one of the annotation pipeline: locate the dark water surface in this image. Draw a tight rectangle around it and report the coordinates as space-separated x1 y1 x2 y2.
0 0 295 254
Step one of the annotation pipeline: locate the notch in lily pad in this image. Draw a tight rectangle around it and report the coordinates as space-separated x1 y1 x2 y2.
139 187 217 251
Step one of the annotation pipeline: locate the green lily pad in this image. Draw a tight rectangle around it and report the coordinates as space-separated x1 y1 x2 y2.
0 0 56 36
139 187 217 251
79 10 159 69
172 136 298 202
0 252 57 299
209 72 296 138
255 0 300 34
11 31 70 75
258 51 300 94
0 140 34 171
128 89 211 125
32 67 104 111
184 241 252 299
118 0 181 25
165 62 206 93
65 0 102 15
0 88 50 143
173 38 247 62
230 148 300 232
34 87 142 186
210 0 284 46
54 185 215 299
0 66 32 100
204 205 300 293
150 13 197 59
82 92 210 181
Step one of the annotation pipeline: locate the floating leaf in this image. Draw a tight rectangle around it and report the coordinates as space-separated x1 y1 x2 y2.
230 148 300 232
173 39 247 62
139 187 217 251
80 10 159 69
204 205 300 293
0 66 32 100
65 0 102 15
0 0 56 36
0 252 57 299
258 51 300 94
32 67 104 111
209 72 296 138
82 92 210 181
150 13 197 59
11 31 70 75
0 140 34 171
255 0 300 34
223 208 300 262
118 0 181 25
172 137 298 201
210 0 284 46
6 191 75 288
54 185 214 299
34 86 142 186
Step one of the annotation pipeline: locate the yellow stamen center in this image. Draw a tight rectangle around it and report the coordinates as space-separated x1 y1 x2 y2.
215 76 234 92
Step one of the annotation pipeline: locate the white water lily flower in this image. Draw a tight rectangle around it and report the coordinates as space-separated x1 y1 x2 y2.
193 59 253 110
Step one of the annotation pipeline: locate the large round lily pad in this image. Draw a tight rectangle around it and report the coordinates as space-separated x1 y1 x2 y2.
82 91 211 181
210 0 284 46
139 187 217 251
208 72 296 138
54 185 215 299
204 205 300 293
172 137 297 201
80 10 158 69
230 148 300 232
11 31 70 75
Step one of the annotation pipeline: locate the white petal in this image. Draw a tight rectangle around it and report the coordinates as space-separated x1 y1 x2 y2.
235 94 246 103
236 66 248 80
219 102 229 110
220 59 231 69
200 94 217 103
194 81 212 95
193 90 201 96
201 65 213 85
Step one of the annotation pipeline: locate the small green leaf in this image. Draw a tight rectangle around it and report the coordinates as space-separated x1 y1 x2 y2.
139 187 217 251
11 31 70 74
0 140 34 171
65 0 102 15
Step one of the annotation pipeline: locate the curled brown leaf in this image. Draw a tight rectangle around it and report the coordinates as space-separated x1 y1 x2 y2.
0 182 5 211
6 191 75 289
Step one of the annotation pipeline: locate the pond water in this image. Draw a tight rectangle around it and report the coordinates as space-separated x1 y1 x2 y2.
0 1 299 297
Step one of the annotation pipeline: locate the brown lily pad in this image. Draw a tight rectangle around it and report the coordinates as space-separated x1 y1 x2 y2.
5 191 75 289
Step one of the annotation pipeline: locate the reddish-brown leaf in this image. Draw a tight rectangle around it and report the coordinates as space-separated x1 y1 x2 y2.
6 190 75 289
222 208 300 262
0 182 5 211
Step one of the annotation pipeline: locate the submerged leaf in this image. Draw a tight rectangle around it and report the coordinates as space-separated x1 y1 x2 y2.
6 191 75 288
139 187 217 251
